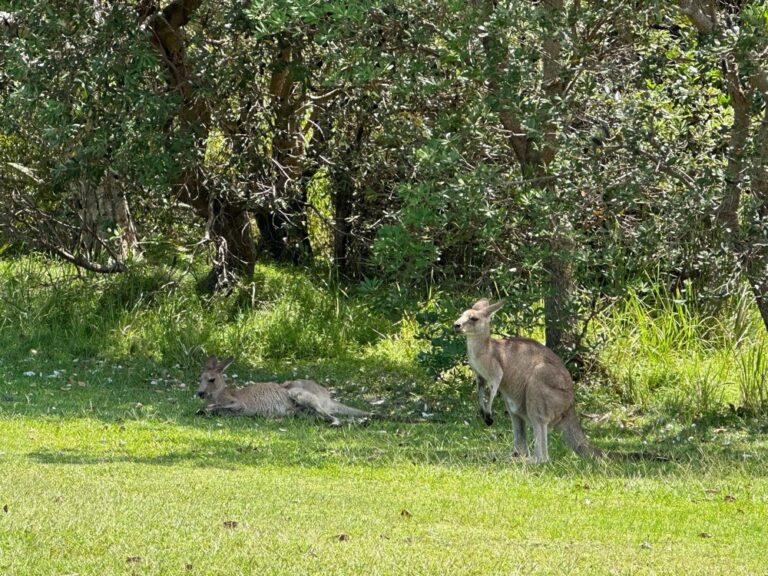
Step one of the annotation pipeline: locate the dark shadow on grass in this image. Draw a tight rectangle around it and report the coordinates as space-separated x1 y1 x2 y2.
20 411 768 478
5 354 768 478
0 351 448 427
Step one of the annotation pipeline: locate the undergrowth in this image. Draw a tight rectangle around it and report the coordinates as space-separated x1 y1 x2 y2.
1 257 767 420
597 282 768 420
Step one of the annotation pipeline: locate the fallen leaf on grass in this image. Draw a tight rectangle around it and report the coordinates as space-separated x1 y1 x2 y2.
336 533 349 542
640 541 652 550
400 509 413 519
126 556 142 564
3 504 8 513
724 494 736 502
222 521 238 529
185 563 193 570
699 532 713 538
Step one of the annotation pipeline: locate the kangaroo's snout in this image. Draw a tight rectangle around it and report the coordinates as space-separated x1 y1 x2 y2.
453 323 462 333
197 391 206 398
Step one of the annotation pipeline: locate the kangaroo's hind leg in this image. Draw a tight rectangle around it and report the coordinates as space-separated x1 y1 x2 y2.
287 388 341 427
502 396 529 458
529 418 550 463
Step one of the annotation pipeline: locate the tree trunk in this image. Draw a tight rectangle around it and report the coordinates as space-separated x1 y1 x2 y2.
716 63 750 233
746 107 768 332
147 0 256 290
259 35 313 264
481 0 578 361
197 200 256 292
678 0 768 332
253 193 311 264
537 0 577 360
77 171 141 263
542 214 576 360
332 169 354 278
330 123 366 279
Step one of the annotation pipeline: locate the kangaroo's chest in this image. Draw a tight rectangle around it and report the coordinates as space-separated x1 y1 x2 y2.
467 347 503 383
468 354 488 380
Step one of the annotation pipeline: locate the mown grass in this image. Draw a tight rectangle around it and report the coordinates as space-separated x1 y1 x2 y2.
1 258 767 575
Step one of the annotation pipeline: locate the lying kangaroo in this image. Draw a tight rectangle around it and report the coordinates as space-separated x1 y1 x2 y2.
454 299 602 463
197 355 369 426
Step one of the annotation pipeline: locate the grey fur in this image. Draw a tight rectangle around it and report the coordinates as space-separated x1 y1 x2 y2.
454 299 602 463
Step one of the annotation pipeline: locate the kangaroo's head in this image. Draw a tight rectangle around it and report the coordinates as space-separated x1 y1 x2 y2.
453 299 504 337
197 355 234 399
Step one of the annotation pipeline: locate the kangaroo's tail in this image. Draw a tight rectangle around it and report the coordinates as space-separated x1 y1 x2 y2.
558 406 604 459
328 401 370 418
559 407 670 461
606 451 671 461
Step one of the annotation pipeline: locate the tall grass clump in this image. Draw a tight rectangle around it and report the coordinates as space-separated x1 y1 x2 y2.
736 344 768 414
0 258 400 369
596 281 767 418
0 257 128 361
212 265 393 361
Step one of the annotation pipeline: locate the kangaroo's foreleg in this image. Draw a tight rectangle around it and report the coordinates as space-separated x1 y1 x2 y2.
481 366 503 426
198 400 245 415
475 374 487 422
287 389 341 427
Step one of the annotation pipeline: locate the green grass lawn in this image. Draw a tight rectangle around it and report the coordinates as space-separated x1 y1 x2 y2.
1 260 767 574
1 361 766 576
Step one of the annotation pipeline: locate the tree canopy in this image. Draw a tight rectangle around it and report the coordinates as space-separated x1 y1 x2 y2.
2 0 767 355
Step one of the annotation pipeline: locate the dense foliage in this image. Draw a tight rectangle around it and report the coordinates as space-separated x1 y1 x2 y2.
1 1 767 357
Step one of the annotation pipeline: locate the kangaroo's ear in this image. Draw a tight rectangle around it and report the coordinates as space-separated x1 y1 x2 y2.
205 355 218 370
217 356 235 372
472 298 490 311
483 300 504 317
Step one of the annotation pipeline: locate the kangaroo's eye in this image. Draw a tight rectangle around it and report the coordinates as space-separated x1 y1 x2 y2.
208 377 216 383
469 317 478 322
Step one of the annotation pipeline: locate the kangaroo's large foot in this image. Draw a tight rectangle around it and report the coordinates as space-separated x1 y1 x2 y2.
526 455 550 464
481 411 494 426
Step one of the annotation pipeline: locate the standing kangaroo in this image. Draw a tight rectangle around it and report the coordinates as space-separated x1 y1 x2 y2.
197 356 369 426
454 299 601 463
